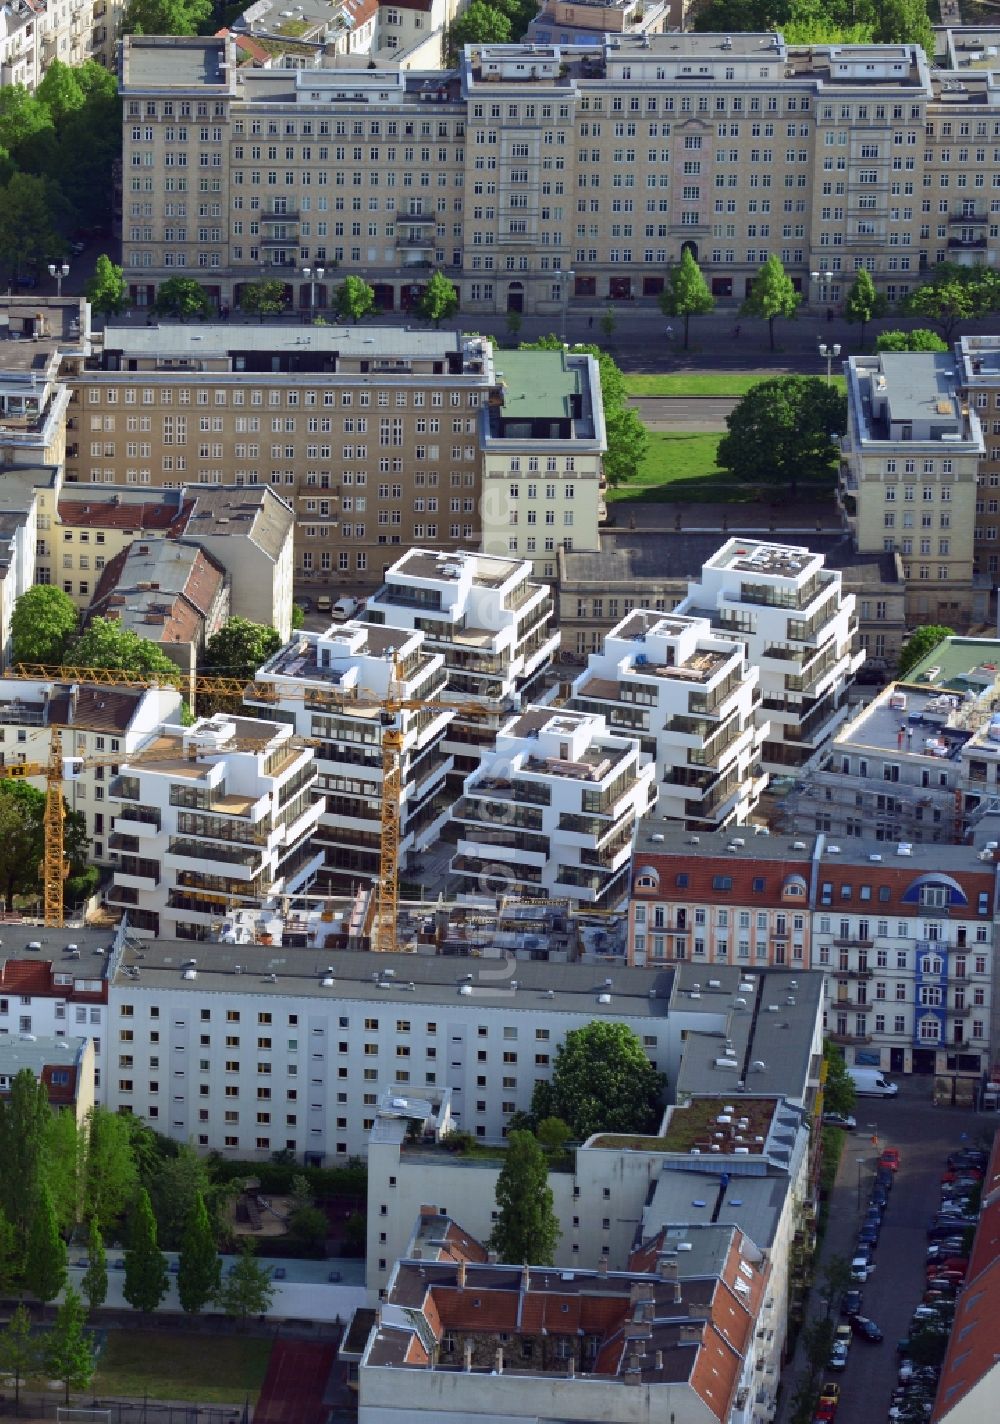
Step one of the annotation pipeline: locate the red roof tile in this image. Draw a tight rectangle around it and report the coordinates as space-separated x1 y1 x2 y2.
58 497 193 535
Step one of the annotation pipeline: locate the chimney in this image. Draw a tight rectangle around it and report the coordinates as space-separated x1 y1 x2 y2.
463 1342 473 1373
679 1323 703 1344
487 1250 498 1264
657 1256 678 1280
495 1347 504 1375
673 1280 682 1305
655 1349 663 1370
457 1259 467 1289
567 1357 575 1379
597 1256 609 1276
521 1264 530 1293
411 1247 423 1260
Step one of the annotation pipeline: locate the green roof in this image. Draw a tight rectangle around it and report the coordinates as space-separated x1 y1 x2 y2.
493 350 580 421
904 635 1000 693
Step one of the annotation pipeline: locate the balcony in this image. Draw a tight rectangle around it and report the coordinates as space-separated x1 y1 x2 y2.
948 236 987 250
833 966 873 980
949 211 987 225
828 1032 873 1046
400 211 435 225
165 838 262 880
396 234 436 251
261 210 300 222
114 857 160 891
112 806 161 837
833 937 874 949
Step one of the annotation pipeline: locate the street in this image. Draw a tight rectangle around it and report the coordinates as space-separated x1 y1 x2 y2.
628 395 737 430
778 1084 990 1424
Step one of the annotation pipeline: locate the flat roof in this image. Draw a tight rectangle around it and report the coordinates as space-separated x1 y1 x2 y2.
493 350 579 422
100 324 465 362
879 352 962 427
110 940 677 1016
903 636 1000 693
0 1036 87 1075
837 686 972 760
645 1168 790 1256
124 36 229 90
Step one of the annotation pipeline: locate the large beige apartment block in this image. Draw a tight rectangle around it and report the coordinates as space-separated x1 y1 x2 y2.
118 29 1000 315
66 323 494 592
843 353 983 628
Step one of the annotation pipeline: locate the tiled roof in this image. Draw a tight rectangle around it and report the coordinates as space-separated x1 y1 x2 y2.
0 958 107 1003
58 497 192 534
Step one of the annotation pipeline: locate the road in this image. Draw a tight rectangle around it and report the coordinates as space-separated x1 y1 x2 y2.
628 395 737 430
778 1084 990 1424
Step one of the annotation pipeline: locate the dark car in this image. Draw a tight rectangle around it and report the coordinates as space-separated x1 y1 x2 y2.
859 1224 879 1249
849 1315 884 1342
823 1112 857 1130
947 1150 988 1170
870 1187 889 1209
841 1289 864 1317
875 1167 895 1191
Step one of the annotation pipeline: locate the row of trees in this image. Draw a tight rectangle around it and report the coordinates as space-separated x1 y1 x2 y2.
692 0 933 51
0 62 120 286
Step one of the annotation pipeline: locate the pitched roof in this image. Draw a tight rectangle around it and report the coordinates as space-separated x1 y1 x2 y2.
58 495 192 534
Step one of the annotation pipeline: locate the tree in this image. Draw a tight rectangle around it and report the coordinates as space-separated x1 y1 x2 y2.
600 307 617 343
741 253 801 350
875 328 949 353
0 1067 51 1238
204 617 282 680
35 62 87 126
45 1287 94 1403
0 1207 18 1295
902 266 989 340
898 624 955 678
505 309 522 343
527 1021 665 1141
239 278 287 322
123 1188 168 1313
0 1306 39 1412
488 1131 560 1265
874 0 933 53
818 1254 853 1318
84 1107 139 1234
24 1184 67 1304
146 1144 215 1251
717 375 847 497
335 275 376 323
122 0 213 34
693 0 790 29
85 254 128 318
288 1203 328 1253
291 603 305 631
416 270 459 328
659 249 715 349
215 1242 274 1325
823 1041 858 1117
0 784 45 913
82 1217 108 1314
446 2 512 63
535 1117 571 1158
0 172 62 284
68 618 184 680
844 268 887 351
153 276 211 322
177 1192 220 1315
43 1108 86 1234
10 585 77 667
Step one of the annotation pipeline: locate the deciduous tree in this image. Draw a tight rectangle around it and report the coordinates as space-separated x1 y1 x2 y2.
203 617 282 680
0 1306 39 1412
874 0 933 53
153 276 211 322
446 2 512 63
0 1067 50 1237
69 618 184 679
717 375 846 496
24 1183 67 1304
178 1192 220 1314
85 254 128 317
82 1217 108 1314
10 585 78 667
43 1108 86 1234
84 1107 139 1234
123 1188 168 1314
122 0 213 34
146 1144 215 1250
416 270 459 328
902 265 990 340
489 1131 560 1265
875 328 949 353
239 278 287 321
527 1021 665 1141
741 253 801 350
334 275 376 323
45 1287 94 1403
898 624 954 678
822 1042 858 1118
215 1242 274 1325
844 268 887 350
659 248 715 349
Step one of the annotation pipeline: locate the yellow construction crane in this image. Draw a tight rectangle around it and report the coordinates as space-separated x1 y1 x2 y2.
7 662 489 951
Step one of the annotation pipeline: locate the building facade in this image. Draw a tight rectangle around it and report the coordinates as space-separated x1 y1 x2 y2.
675 538 862 772
843 352 984 628
569 610 768 830
118 30 1000 316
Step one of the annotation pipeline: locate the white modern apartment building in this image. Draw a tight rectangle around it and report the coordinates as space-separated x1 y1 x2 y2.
247 621 454 891
0 678 183 866
106 713 324 939
569 610 768 830
843 353 984 628
676 539 863 772
451 705 656 908
479 347 607 580
364 548 559 787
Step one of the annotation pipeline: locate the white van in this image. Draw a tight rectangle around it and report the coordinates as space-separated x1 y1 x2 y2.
331 596 362 623
848 1066 898 1098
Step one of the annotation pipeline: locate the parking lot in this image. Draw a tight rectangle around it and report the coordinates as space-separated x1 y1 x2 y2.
778 1082 989 1423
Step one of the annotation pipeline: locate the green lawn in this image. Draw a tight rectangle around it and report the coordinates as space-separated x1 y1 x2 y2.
93 1330 273 1405
623 373 846 397
607 431 837 504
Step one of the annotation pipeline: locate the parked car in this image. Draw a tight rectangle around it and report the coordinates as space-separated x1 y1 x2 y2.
927 1240 965 1261
819 1383 841 1408
829 1325 852 1370
823 1112 857 1130
947 1149 988 1170
849 1314 884 1342
858 1224 879 1249
870 1186 889 1209
925 1258 967 1278
851 1253 874 1282
296 595 313 613
941 1167 983 1185
841 1288 864 1317
875 1167 895 1191
898 1359 915 1384
879 1148 901 1173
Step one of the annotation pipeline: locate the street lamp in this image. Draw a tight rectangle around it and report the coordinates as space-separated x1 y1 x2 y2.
301 264 325 317
811 267 835 306
819 341 841 386
557 268 575 343
48 261 70 298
